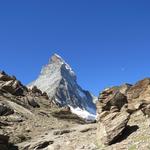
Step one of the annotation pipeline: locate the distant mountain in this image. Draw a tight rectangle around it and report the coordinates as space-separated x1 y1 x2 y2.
28 54 96 115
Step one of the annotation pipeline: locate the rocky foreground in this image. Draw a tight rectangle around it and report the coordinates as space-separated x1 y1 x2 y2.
96 80 150 149
1 70 150 150
0 71 97 150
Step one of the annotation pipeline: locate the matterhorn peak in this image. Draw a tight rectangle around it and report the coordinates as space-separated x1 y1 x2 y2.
28 54 96 117
50 53 64 64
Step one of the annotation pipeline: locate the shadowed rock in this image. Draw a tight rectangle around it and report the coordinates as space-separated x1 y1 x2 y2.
97 111 130 146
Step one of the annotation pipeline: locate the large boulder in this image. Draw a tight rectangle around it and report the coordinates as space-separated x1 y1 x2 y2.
97 111 130 146
97 87 128 116
96 86 130 146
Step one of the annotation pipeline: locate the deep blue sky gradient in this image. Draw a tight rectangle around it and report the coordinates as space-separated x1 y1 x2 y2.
0 0 150 95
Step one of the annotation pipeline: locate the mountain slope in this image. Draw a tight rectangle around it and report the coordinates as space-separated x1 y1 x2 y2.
28 54 96 115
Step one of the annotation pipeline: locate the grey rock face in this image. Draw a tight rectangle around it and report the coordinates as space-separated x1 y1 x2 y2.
28 54 96 114
96 86 130 146
97 111 130 146
97 87 128 116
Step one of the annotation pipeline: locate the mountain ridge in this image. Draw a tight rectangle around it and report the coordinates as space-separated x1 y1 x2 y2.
28 54 96 115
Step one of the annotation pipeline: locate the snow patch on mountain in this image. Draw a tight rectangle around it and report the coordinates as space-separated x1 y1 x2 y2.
69 106 96 121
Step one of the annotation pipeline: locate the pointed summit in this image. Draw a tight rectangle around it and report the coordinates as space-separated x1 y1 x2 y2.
28 54 96 115
50 53 64 64
48 53 75 77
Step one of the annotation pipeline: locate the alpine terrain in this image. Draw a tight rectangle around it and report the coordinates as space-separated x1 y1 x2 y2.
28 54 96 120
1 55 150 150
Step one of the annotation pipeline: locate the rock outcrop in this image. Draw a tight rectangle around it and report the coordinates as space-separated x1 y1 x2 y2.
96 79 150 148
0 71 98 150
0 71 27 96
127 78 150 100
0 71 52 149
96 87 130 146
98 89 128 111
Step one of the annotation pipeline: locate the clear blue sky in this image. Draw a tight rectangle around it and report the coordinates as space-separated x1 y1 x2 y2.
0 0 150 96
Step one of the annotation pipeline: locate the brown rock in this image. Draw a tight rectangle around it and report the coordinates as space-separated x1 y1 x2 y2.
97 89 128 115
127 78 150 100
97 111 130 146
0 72 27 96
119 83 132 95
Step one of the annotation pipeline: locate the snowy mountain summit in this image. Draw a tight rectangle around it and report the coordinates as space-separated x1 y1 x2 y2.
29 54 96 118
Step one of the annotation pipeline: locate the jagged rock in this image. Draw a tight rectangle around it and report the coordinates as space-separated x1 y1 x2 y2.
4 115 23 123
97 88 128 115
96 86 130 146
0 103 14 116
141 104 150 117
28 54 96 114
0 72 27 96
0 71 12 82
119 83 132 95
19 138 54 150
25 96 40 108
110 106 119 113
31 86 42 96
97 111 130 146
42 92 49 100
0 71 98 150
127 78 150 100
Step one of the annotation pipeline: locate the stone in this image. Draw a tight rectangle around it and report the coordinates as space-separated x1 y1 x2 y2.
20 139 54 150
26 96 40 108
0 72 27 96
0 103 14 116
53 129 72 135
0 72 12 82
97 111 130 146
119 83 132 95
110 106 119 113
141 104 150 117
97 89 128 115
42 92 49 100
31 86 42 95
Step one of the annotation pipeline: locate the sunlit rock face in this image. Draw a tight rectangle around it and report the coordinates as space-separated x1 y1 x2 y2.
28 54 96 114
